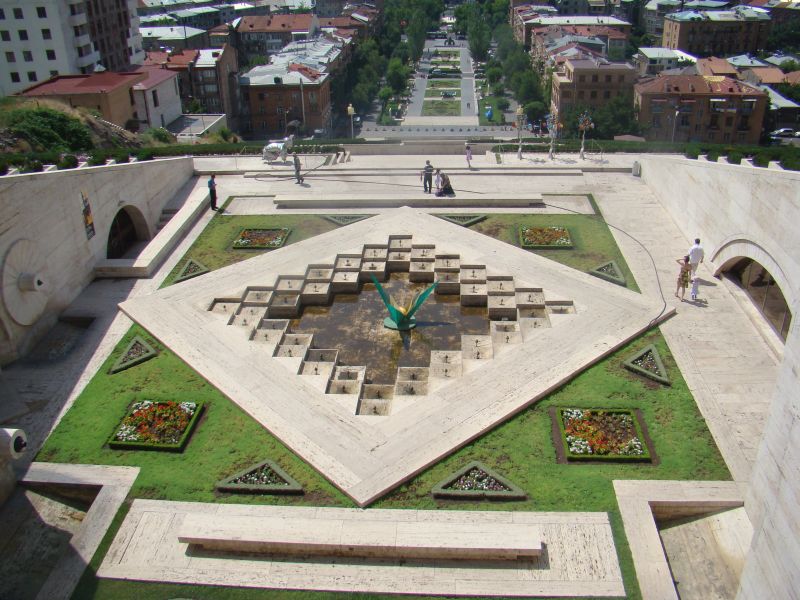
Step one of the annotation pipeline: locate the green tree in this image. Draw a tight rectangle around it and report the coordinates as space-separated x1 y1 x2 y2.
486 66 503 84
778 59 800 73
406 10 428 62
378 86 394 106
386 57 409 93
468 19 491 61
523 100 547 123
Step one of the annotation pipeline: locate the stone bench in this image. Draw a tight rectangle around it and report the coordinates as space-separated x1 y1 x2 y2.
273 193 544 209
178 513 542 560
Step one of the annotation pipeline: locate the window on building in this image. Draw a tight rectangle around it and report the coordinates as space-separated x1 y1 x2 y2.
27 71 37 82
0 8 4 20
13 7 23 19
42 28 51 39
578 90 585 99
723 132 730 142
10 71 19 82
603 90 610 99
591 74 598 82
258 92 265 100
49 69 57 77
152 89 159 107
46 49 55 60
578 74 585 82
5 51 15 63
725 116 733 127
710 114 719 128
18 29 28 41
23 50 32 62
562 90 572 98
605 75 611 82
0 30 9 41
590 90 597 99
37 6 47 18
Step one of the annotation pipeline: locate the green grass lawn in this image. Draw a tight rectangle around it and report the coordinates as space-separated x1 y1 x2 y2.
424 88 461 98
468 208 640 292
426 79 460 89
422 100 461 116
162 210 340 286
41 209 729 599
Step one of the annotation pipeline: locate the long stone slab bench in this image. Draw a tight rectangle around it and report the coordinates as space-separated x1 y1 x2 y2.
178 513 542 560
273 193 544 209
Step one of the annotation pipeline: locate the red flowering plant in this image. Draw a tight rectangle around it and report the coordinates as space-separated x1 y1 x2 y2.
110 400 203 450
560 409 645 458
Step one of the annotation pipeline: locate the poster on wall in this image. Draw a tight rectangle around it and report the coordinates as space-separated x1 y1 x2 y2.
81 191 96 240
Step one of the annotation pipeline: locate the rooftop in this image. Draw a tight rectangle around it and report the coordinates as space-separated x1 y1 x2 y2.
237 14 315 33
696 56 738 76
143 49 201 67
524 15 630 26
635 74 767 96
727 54 769 68
19 72 145 96
140 25 207 40
131 66 180 90
758 84 800 109
667 6 771 20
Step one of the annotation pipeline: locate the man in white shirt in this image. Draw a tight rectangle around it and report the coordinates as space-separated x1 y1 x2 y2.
688 238 704 275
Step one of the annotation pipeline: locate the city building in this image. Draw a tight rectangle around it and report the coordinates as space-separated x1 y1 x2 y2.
758 83 800 130
641 0 681 36
18 71 146 127
0 0 144 96
140 25 209 51
168 6 221 31
634 74 768 143
550 57 637 114
742 0 800 27
531 24 629 65
143 43 238 116
634 47 697 76
136 0 219 17
695 55 738 77
236 14 319 63
130 66 182 130
515 13 630 49
662 7 772 57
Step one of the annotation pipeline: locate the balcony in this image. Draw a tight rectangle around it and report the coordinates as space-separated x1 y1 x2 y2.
76 50 100 68
73 33 91 47
69 12 88 27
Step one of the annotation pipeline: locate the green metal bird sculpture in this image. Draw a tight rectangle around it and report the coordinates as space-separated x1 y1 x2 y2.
370 274 439 330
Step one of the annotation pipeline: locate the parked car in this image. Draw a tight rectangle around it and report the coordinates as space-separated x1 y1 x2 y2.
770 128 795 138
441 91 456 98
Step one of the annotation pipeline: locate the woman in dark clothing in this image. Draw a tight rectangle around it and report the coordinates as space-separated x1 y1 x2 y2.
437 172 455 196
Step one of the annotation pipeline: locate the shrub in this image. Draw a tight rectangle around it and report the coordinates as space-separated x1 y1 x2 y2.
6 107 93 152
87 151 107 166
142 127 175 144
23 159 43 173
780 155 800 171
685 144 700 159
0 159 7 176
496 98 510 111
705 151 719 162
57 154 79 170
726 152 743 165
753 153 770 167
114 151 131 164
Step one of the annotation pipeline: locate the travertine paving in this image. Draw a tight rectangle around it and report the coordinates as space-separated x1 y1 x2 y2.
99 501 624 597
120 209 667 506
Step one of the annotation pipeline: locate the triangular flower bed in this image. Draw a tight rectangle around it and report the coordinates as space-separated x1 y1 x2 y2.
322 215 371 227
623 344 671 386
216 459 304 495
109 335 158 374
432 461 526 500
173 259 210 284
589 260 626 287
435 214 487 227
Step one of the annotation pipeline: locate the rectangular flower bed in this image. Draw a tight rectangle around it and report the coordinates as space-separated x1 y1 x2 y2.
216 459 303 495
232 228 290 249
519 226 573 249
552 408 654 463
108 400 204 452
432 461 526 500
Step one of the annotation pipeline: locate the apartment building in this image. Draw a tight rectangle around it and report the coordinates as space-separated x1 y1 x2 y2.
236 14 318 63
531 24 629 65
517 14 631 50
0 0 143 96
550 57 637 114
131 65 181 130
662 6 771 57
140 25 209 51
634 74 767 143
634 47 697 75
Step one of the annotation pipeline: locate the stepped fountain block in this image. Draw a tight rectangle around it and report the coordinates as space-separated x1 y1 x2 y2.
329 366 365 395
359 261 386 281
357 385 395 416
331 270 359 293
460 265 487 284
386 249 411 272
305 265 334 282
389 235 412 250
208 298 241 315
515 287 545 308
335 255 361 271
276 276 305 292
274 344 308 360
491 321 522 345
488 295 517 320
394 380 428 397
306 349 338 363
229 304 268 328
328 379 362 395
397 366 429 382
546 301 576 315
361 384 395 399
462 335 493 361
334 366 366 382
409 260 435 282
362 245 388 261
411 245 435 261
301 281 331 305
243 287 273 305
487 276 515 295
268 293 301 318
435 254 460 272
430 350 463 379
460 283 488 306
300 361 335 390
435 271 460 294
252 320 289 345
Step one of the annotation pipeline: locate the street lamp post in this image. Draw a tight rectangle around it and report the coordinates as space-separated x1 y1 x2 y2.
546 110 559 161
671 109 680 143
347 103 355 139
578 111 594 160
516 105 525 160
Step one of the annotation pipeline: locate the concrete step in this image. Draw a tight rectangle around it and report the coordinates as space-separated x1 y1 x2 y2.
273 193 544 209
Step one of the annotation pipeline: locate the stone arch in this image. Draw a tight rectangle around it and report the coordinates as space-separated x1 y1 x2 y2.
106 205 150 259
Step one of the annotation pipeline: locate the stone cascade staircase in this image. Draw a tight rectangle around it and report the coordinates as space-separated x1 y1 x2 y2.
207 235 575 416
155 207 179 231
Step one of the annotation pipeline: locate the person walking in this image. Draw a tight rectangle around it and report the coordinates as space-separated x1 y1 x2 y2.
675 256 692 301
688 238 704 275
208 174 218 211
690 276 700 301
465 144 472 168
293 153 304 184
421 160 434 193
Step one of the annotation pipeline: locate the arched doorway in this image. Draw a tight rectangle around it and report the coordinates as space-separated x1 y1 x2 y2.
727 258 792 341
106 207 148 259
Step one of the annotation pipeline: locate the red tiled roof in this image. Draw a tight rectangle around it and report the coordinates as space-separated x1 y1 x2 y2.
747 66 789 84
635 75 766 96
783 70 800 85
131 65 179 89
238 14 314 33
143 49 199 67
288 63 322 81
20 72 144 96
696 57 737 76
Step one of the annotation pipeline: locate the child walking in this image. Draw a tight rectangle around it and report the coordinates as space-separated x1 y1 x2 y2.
690 276 699 301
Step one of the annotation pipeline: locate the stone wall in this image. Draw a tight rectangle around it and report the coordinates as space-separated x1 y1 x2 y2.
638 156 800 311
0 158 194 364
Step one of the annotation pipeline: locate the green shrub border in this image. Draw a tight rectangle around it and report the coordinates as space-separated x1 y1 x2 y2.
589 260 626 287
623 344 671 386
231 227 291 250
434 214 487 227
431 460 527 501
107 401 205 452
216 459 304 495
172 259 210 284
551 407 656 464
322 214 371 226
108 335 159 374
518 225 573 249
